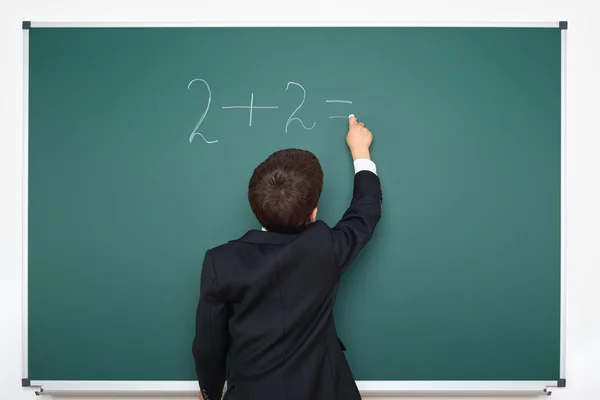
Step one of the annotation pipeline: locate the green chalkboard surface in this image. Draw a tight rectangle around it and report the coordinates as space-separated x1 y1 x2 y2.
27 26 562 383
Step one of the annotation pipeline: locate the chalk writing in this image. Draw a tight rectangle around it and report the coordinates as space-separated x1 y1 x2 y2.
184 79 354 144
187 79 218 144
325 100 353 104
325 99 353 120
285 82 316 133
222 93 279 126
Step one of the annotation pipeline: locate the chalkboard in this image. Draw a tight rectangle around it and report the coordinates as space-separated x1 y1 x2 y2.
25 25 563 389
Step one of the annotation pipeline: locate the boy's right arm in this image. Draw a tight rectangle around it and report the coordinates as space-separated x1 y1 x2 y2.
332 115 382 273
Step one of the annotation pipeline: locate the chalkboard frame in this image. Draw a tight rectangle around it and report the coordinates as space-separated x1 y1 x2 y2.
20 20 568 397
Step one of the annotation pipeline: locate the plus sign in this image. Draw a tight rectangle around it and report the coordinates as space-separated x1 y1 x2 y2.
221 93 279 126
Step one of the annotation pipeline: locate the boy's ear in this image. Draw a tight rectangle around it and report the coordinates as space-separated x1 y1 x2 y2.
310 208 318 223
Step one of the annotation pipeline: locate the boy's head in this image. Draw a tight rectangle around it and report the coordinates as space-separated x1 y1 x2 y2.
249 149 323 233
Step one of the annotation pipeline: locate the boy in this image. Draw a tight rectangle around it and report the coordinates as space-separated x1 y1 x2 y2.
192 115 382 400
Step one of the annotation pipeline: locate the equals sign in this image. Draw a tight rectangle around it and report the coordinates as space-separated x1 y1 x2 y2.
326 100 353 118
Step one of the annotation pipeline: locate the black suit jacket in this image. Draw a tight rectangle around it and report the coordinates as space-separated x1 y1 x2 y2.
192 170 382 400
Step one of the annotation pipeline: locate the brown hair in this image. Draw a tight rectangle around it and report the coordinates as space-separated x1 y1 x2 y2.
248 149 324 233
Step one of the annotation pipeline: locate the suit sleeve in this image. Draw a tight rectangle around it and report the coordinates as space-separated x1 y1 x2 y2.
192 250 228 400
332 170 382 273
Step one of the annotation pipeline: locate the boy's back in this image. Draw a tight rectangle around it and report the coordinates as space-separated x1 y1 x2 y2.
193 116 382 400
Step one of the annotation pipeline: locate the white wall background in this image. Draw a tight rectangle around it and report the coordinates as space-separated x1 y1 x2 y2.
1 0 599 399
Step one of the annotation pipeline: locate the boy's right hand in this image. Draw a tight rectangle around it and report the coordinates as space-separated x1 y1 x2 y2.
346 115 373 160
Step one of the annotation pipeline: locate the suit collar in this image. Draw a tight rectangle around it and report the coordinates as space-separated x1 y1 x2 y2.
233 229 301 245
